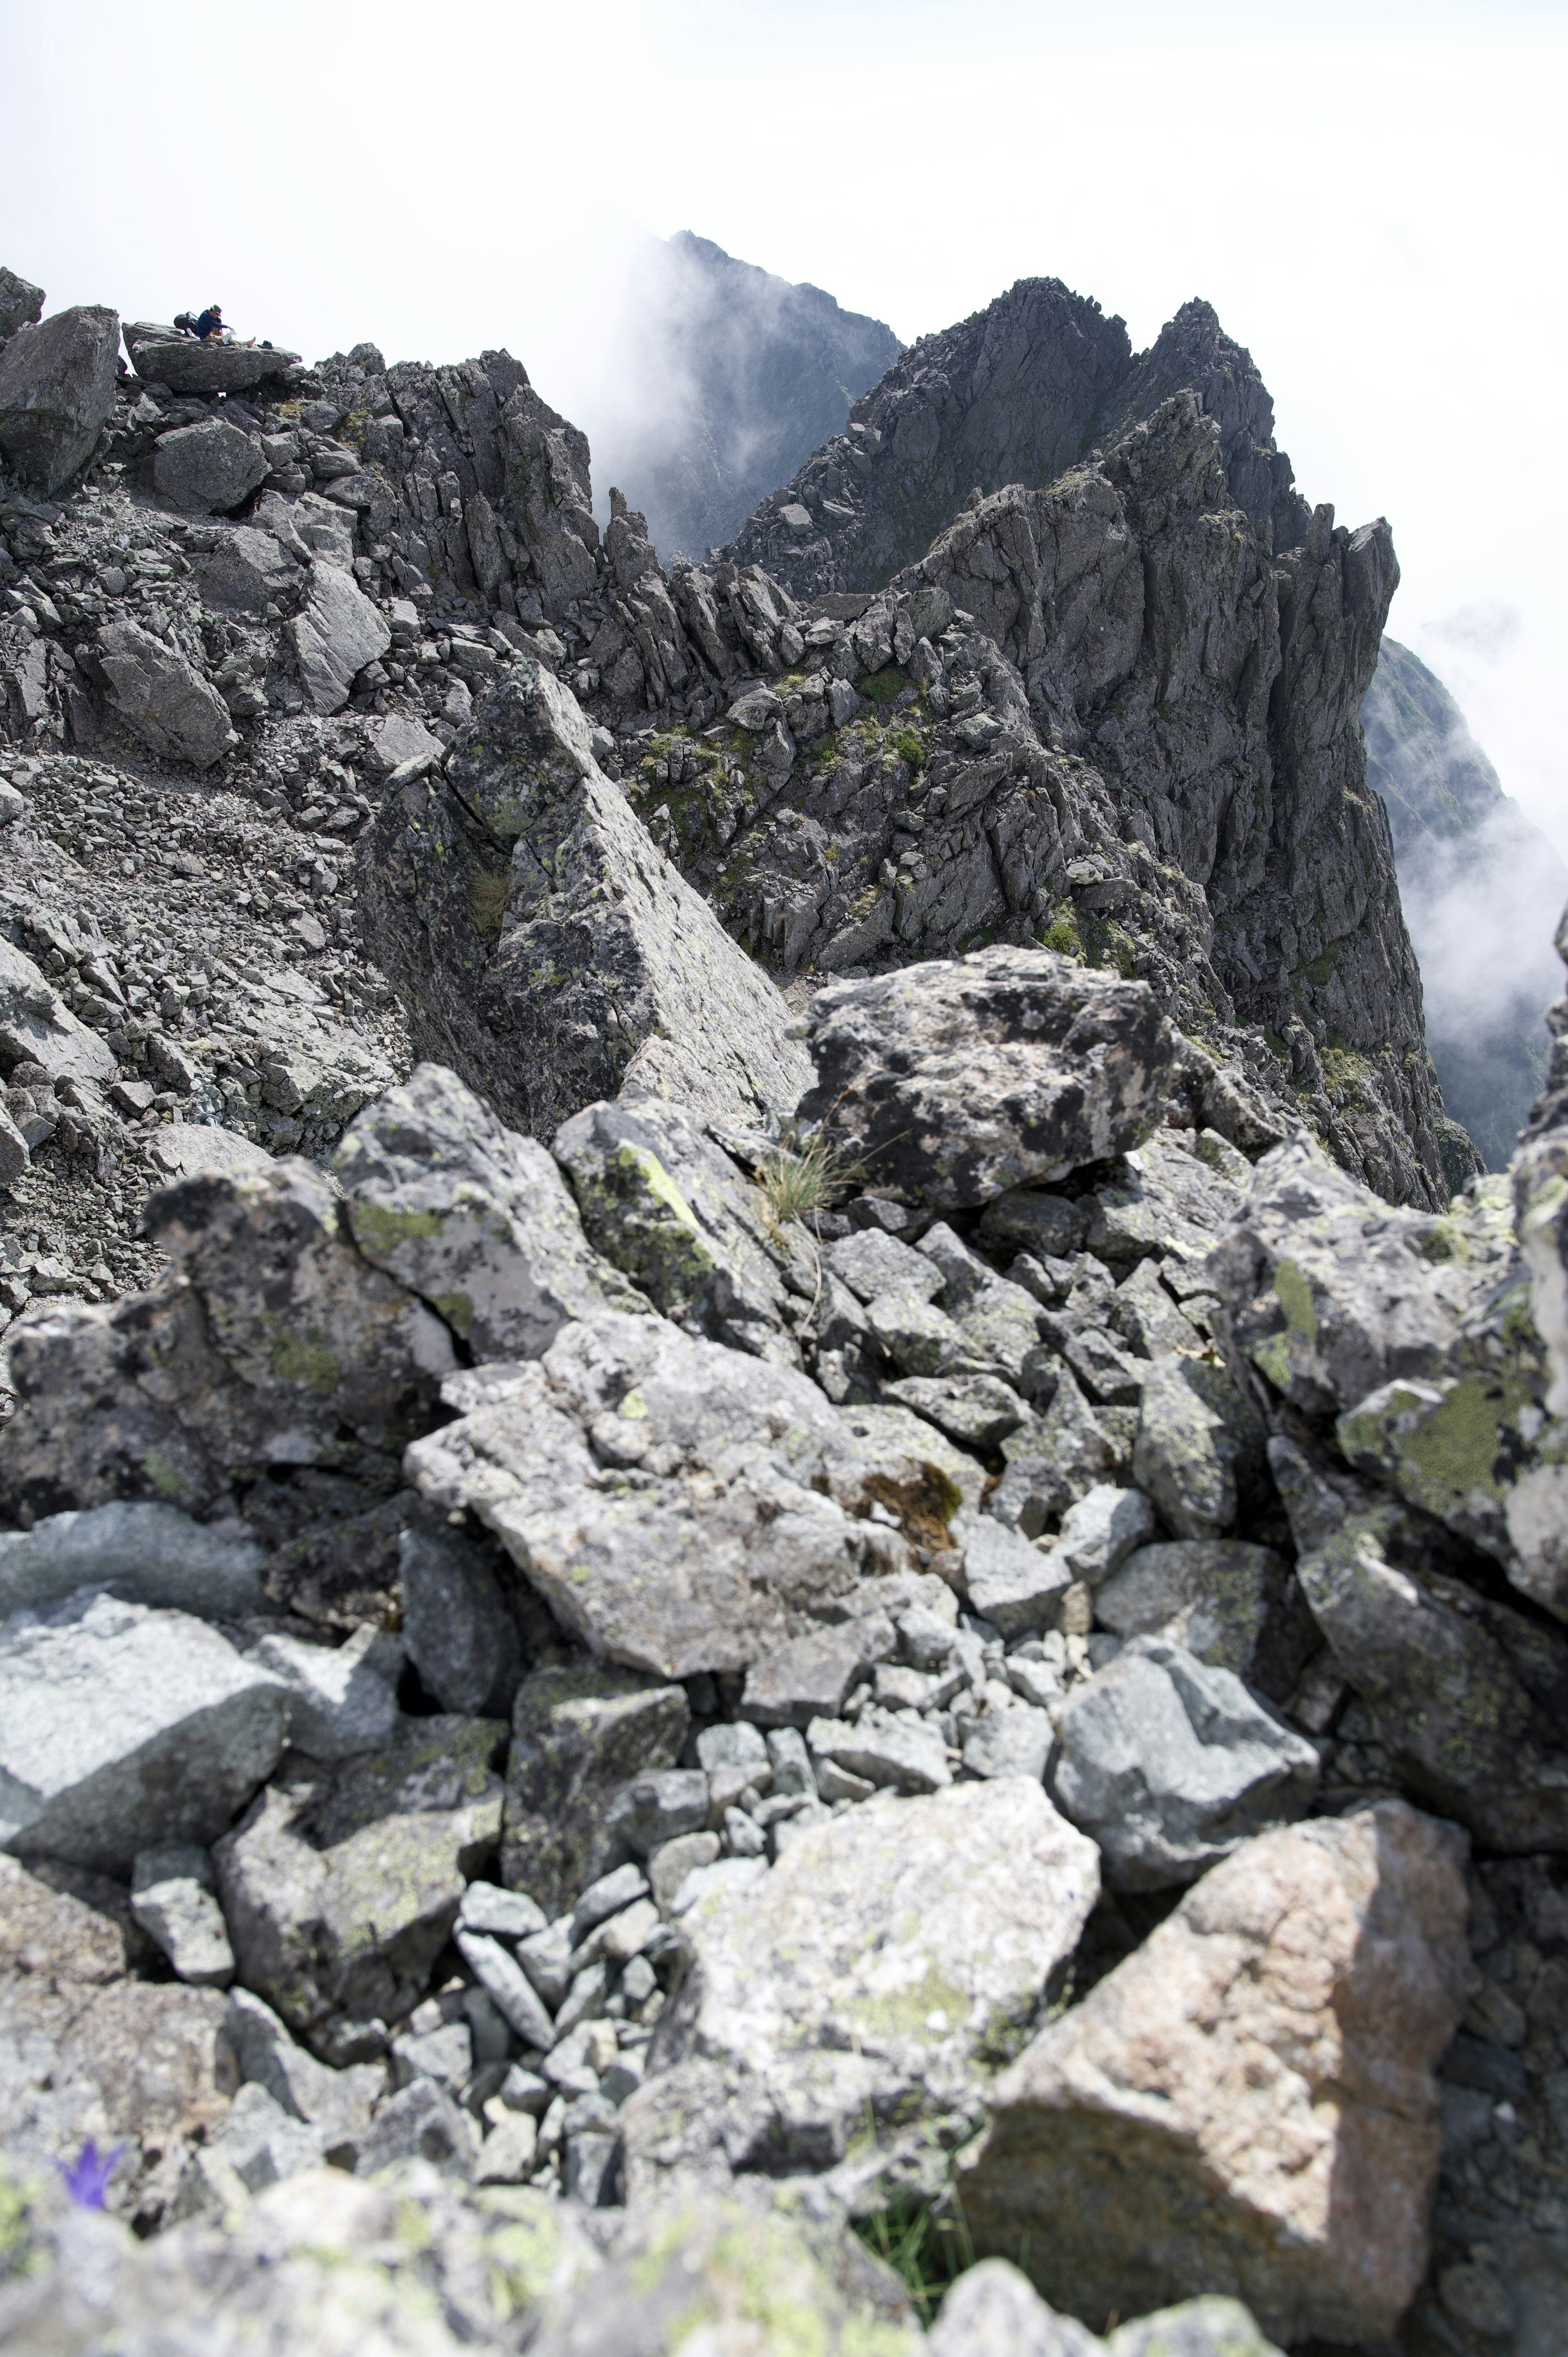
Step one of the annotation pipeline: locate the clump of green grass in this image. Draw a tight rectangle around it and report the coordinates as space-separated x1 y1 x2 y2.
854 2195 975 2326
893 728 925 771
469 872 510 939
860 666 909 706
753 1132 864 1236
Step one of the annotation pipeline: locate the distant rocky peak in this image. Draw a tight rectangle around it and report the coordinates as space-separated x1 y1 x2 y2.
722 277 1314 599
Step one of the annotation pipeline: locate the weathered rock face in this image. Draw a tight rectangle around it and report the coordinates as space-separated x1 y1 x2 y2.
958 1803 1472 2348
0 1158 454 1526
289 560 392 715
0 305 120 493
403 1311 925 1679
799 948 1185 1207
357 667 810 1137
620 1779 1100 2210
0 265 45 346
333 1061 648 1359
94 616 240 767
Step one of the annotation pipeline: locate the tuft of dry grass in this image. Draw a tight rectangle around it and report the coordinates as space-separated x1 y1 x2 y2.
469 872 510 939
753 1132 862 1236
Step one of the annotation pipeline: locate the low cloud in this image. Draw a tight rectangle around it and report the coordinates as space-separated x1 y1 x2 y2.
1422 598 1522 665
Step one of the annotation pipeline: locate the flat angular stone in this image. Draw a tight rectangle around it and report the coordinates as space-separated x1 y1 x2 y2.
962 1704 1054 1782
458 1880 546 1939
455 1929 556 2049
127 332 302 391
741 1615 897 1726
991 1371 1119 1535
882 1372 1032 1448
398 1524 521 1719
194 523 303 613
824 1229 943 1304
130 1844 235 1987
958 1803 1472 2348
0 1589 287 1873
1095 1540 1313 1698
800 947 1184 1209
290 558 391 715
602 1768 710 1853
965 1518 1074 1639
1047 1635 1320 1889
0 265 44 343
805 1711 951 1794
0 304 120 492
0 1499 264 1619
96 616 238 767
619 1779 1099 2210
1054 1483 1157 1587
0 932 120 1088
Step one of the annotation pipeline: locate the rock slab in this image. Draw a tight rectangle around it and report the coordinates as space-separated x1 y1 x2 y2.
957 1801 1472 2347
619 1777 1100 2209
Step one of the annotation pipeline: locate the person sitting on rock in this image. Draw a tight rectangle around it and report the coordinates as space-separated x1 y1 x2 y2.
193 302 254 348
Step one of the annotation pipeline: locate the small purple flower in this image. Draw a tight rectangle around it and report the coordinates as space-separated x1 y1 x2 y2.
56 2140 124 2209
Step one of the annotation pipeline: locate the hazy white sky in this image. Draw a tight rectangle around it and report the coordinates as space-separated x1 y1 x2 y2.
7 0 1565 851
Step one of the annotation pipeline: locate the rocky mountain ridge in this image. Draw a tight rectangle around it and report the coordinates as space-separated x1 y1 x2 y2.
3 258 1564 2357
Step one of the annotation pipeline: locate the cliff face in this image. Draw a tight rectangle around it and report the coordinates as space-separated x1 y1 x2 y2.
1363 636 1568 1168
588 233 901 565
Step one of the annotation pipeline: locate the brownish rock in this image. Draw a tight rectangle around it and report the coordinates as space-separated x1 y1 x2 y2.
956 1801 1472 2348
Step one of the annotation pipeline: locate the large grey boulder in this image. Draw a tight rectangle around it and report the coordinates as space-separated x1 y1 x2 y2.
290 559 392 715
502 1663 690 1916
334 1062 647 1360
1047 1634 1320 1889
0 1156 455 1529
796 952 1183 1209
619 1779 1100 2211
152 417 268 513
0 1499 265 1619
1206 1135 1510 1417
958 1804 1472 2348
126 330 302 392
194 523 303 613
0 264 44 344
405 1312 922 1681
0 1588 288 1873
95 616 239 767
0 303 119 492
0 932 119 1086
357 667 811 1140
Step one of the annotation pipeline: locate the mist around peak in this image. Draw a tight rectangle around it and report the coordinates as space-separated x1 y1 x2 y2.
1363 636 1567 1170
582 231 901 564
